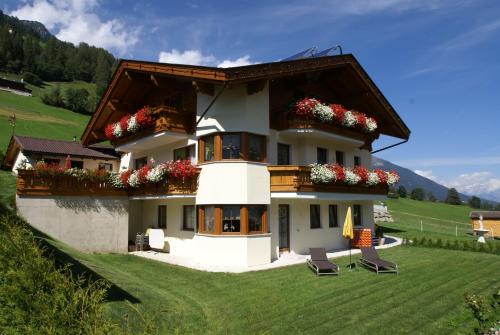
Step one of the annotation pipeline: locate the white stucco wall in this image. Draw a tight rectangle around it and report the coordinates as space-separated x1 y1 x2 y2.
17 195 129 253
196 83 269 137
269 199 374 259
196 162 270 205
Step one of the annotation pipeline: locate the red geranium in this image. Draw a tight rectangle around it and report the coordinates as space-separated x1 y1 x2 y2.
137 165 150 184
374 169 388 185
104 123 115 140
135 106 154 128
330 163 345 183
292 98 319 119
353 166 369 184
119 170 132 187
354 111 367 129
119 115 130 133
330 104 347 124
166 160 198 181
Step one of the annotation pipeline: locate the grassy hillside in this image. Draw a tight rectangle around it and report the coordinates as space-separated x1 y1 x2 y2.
379 198 498 244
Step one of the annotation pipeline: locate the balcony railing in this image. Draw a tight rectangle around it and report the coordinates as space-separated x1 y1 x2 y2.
16 170 199 197
111 105 195 147
268 165 388 194
270 112 376 143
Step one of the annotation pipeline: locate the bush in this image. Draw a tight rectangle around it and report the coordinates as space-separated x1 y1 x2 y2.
0 213 115 334
64 87 93 114
23 71 43 86
464 289 500 334
41 85 64 107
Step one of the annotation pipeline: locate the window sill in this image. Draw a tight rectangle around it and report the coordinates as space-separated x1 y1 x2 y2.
198 160 268 166
196 233 271 238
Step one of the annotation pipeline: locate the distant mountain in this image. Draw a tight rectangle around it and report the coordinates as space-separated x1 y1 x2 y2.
372 156 472 203
19 19 53 39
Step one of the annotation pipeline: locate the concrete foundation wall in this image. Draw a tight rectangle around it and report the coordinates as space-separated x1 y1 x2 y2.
17 195 129 253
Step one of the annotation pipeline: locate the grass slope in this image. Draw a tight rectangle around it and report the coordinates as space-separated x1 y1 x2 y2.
46 235 500 334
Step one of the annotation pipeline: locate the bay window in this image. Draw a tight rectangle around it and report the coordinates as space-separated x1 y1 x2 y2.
198 205 267 235
198 132 266 163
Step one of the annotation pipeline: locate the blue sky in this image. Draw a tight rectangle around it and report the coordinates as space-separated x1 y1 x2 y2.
4 0 500 200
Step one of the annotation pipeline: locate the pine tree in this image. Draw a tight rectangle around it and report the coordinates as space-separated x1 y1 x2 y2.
410 188 425 201
397 185 407 198
445 188 461 205
468 196 481 209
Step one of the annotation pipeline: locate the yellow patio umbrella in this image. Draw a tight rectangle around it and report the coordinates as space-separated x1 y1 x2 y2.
343 206 355 269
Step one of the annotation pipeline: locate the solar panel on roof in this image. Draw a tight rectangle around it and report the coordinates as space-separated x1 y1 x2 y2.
281 47 317 61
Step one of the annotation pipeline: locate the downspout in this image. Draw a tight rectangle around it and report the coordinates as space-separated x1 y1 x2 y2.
195 82 228 128
371 139 408 154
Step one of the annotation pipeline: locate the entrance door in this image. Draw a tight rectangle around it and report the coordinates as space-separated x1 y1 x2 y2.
278 204 290 251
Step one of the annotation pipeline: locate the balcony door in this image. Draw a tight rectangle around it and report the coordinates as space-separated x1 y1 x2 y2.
278 204 290 251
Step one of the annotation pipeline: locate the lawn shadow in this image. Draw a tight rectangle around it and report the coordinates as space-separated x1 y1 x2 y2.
31 226 140 304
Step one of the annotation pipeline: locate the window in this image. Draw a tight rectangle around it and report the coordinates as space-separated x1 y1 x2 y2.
222 205 240 233
157 205 167 229
248 205 265 232
317 147 328 164
135 157 148 169
174 145 194 161
353 205 362 226
182 205 195 231
43 158 60 166
354 156 361 167
70 160 84 169
222 134 241 159
204 135 215 161
329 205 338 228
248 134 264 161
203 206 215 233
277 143 290 165
98 163 113 171
335 151 345 166
310 205 321 229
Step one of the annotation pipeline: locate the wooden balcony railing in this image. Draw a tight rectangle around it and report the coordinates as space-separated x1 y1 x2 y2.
16 170 199 197
111 105 195 147
268 165 388 194
270 112 376 143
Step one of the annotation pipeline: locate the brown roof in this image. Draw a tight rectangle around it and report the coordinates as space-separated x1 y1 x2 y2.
81 54 411 145
470 211 500 220
3 136 119 167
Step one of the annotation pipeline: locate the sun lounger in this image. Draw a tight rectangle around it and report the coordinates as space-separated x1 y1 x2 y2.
307 248 339 276
358 246 398 274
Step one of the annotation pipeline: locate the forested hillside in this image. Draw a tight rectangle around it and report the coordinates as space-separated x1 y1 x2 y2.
0 10 116 98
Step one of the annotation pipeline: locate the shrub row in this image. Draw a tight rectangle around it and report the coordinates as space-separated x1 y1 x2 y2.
402 236 500 255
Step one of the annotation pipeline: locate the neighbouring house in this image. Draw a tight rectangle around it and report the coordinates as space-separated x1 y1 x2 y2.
470 211 500 238
14 54 410 266
0 77 32 96
3 135 120 172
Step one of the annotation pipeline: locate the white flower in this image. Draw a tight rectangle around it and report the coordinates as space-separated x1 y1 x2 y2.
386 172 400 186
127 116 140 133
312 103 333 123
146 165 166 183
343 110 357 127
365 117 378 132
128 171 141 187
112 123 123 138
344 168 361 185
109 172 124 188
310 164 334 184
367 172 380 186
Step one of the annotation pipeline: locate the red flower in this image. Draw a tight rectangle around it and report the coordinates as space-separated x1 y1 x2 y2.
374 169 388 185
119 170 132 187
119 115 130 134
353 166 369 184
292 98 319 119
137 165 150 184
330 163 345 183
104 124 115 139
165 160 198 181
64 155 72 170
354 111 367 129
330 104 347 124
135 106 154 128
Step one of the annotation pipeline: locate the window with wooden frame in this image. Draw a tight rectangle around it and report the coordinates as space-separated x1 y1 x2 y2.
182 205 195 231
174 145 195 161
157 205 167 229
135 156 148 169
198 132 266 163
353 204 362 226
277 143 290 165
317 147 328 164
197 205 267 235
310 204 321 229
70 160 84 169
335 151 345 166
98 162 113 171
329 205 338 228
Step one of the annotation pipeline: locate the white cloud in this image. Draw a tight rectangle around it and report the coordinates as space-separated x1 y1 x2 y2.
444 172 500 196
396 156 500 167
217 55 252 68
414 169 439 182
439 18 500 51
158 49 253 68
10 0 139 55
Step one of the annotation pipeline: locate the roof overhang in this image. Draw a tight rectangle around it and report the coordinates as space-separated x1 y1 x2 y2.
81 54 410 145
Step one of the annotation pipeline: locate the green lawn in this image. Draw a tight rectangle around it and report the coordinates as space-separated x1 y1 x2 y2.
0 170 15 207
44 235 500 334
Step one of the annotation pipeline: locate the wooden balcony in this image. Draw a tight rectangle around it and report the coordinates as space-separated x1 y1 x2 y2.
268 166 388 195
16 170 199 197
111 105 195 147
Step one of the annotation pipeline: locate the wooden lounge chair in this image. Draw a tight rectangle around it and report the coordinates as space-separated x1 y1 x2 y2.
307 248 339 276
358 246 398 274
